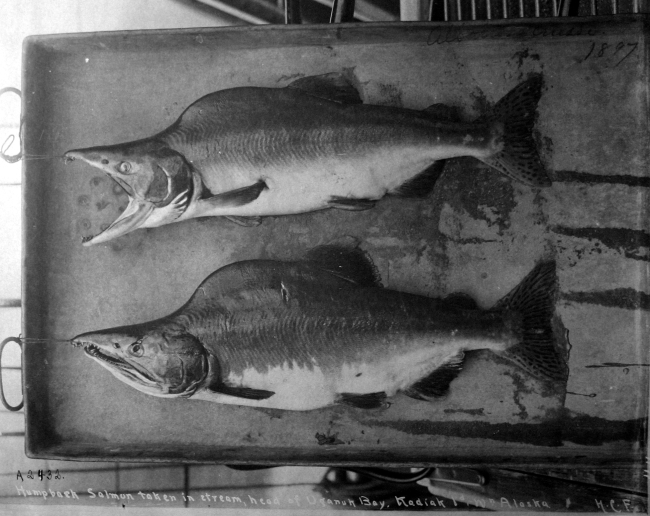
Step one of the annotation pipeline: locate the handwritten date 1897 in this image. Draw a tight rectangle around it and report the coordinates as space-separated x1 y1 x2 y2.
582 41 639 67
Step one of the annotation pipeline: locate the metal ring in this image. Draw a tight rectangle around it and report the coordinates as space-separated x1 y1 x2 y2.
0 337 23 411
0 87 23 163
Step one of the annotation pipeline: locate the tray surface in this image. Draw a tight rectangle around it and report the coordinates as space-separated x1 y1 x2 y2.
22 17 648 465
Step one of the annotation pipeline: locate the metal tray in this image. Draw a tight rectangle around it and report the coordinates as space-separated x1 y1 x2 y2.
21 16 648 466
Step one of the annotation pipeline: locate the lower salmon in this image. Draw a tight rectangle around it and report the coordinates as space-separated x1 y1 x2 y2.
72 242 566 410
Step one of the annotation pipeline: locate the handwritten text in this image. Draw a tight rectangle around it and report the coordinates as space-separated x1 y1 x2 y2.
427 25 600 45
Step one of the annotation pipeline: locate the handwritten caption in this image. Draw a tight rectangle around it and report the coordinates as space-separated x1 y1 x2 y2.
425 25 640 70
427 24 600 45
13 470 646 512
12 486 647 512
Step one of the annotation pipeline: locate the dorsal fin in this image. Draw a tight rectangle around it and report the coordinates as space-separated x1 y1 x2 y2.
287 73 362 104
304 237 381 287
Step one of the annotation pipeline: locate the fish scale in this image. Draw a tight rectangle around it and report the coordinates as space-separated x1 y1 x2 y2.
72 244 566 409
169 262 512 377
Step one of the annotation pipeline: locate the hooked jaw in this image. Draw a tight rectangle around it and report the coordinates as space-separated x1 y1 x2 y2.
64 147 156 246
71 333 161 392
81 199 155 246
71 329 210 398
84 342 159 388
64 144 192 246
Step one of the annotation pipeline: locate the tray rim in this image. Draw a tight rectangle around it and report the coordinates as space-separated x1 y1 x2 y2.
20 13 650 466
20 13 650 50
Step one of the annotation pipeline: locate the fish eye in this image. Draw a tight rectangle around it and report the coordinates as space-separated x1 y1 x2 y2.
129 342 144 357
117 161 132 174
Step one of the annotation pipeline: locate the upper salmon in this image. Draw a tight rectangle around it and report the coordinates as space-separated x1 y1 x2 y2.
71 242 566 411
64 73 551 245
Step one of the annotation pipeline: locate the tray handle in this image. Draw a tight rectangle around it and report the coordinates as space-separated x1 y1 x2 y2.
0 337 23 411
0 87 23 164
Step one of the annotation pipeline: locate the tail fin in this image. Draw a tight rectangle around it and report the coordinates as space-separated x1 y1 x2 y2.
480 75 552 187
493 262 567 382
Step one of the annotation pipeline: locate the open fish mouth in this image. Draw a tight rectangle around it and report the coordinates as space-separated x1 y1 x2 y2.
64 149 160 246
80 197 155 246
83 343 158 387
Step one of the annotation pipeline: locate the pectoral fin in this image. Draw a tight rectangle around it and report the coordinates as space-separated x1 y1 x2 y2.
208 383 275 400
83 199 155 246
202 180 267 209
146 189 190 227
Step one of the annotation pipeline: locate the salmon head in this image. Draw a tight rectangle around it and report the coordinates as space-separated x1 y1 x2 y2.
64 140 194 246
71 326 209 397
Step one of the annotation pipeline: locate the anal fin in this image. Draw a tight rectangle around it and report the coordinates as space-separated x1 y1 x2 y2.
404 352 465 400
391 160 446 198
208 383 275 400
336 391 387 409
202 180 267 209
328 196 376 211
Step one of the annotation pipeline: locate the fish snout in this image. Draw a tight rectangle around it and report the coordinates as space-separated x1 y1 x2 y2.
63 149 102 166
70 331 110 349
70 336 96 349
63 150 83 164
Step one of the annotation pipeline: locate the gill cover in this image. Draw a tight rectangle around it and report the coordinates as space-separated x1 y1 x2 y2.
72 327 208 397
64 140 193 245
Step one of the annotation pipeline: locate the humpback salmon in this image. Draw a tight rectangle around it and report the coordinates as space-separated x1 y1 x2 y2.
71 242 566 410
64 73 550 246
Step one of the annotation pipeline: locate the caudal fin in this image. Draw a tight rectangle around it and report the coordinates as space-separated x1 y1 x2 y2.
493 262 567 382
480 75 552 187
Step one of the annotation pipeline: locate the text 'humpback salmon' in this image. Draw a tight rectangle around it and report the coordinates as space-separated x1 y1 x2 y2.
71 243 567 411
64 73 551 246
